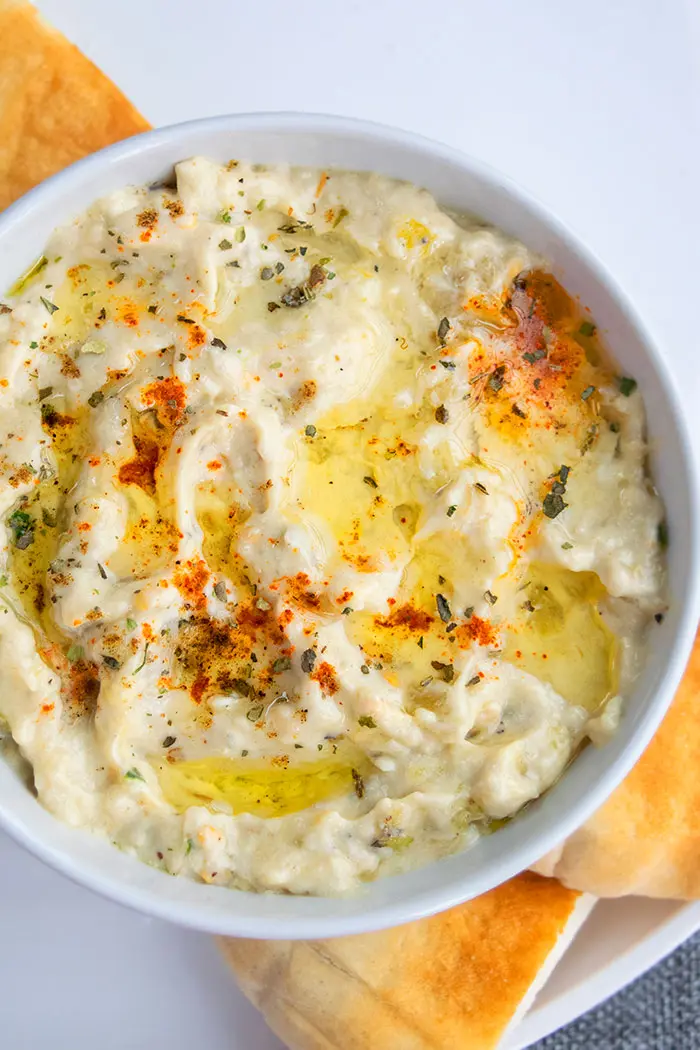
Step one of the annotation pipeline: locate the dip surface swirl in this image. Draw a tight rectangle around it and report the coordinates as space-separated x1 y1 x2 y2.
0 160 665 894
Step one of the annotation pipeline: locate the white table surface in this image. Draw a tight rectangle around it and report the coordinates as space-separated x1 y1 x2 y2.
2 1 699 1046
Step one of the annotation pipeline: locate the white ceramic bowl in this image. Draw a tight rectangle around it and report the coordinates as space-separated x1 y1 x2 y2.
0 113 697 939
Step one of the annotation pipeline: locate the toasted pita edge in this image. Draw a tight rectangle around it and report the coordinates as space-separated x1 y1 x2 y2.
219 873 592 1050
0 0 149 211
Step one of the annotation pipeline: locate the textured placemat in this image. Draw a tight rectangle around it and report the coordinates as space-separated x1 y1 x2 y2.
533 931 700 1049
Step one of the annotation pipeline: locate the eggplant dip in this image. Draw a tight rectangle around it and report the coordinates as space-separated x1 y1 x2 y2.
0 159 665 894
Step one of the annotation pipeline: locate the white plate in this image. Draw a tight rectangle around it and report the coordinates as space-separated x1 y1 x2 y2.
1 826 699 1049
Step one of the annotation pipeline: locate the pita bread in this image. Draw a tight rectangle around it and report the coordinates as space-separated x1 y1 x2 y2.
0 0 149 211
534 632 700 897
219 874 593 1050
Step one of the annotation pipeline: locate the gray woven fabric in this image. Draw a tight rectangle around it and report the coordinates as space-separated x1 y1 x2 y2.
532 932 700 1049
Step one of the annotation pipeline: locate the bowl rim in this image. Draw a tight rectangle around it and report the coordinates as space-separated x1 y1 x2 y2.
0 110 698 939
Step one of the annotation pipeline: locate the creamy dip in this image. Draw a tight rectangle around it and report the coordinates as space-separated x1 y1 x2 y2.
0 160 665 895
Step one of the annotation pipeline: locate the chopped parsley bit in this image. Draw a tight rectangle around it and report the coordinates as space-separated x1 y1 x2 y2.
246 703 264 722
213 581 227 602
610 421 621 434
97 562 107 580
342 606 353 615
333 207 349 228
439 359 456 370
363 475 378 488
148 304 158 314
29 341 38 349
435 404 449 424
561 541 574 550
133 643 149 674
176 314 195 324
619 376 637 397
488 366 506 392
351 768 365 798
523 599 535 613
466 675 481 688
66 644 83 662
559 464 570 484
218 238 233 250
0 575 5 587
272 656 291 674
437 317 451 343
420 676 434 688
301 648 317 673
103 655 120 670
218 210 232 224
211 337 227 350
360 665 370 676
417 636 424 648
305 424 317 437
464 606 474 619
126 618 137 631
40 296 58 315
447 504 457 517
260 267 274 281
511 404 527 418
87 390 104 408
658 521 669 548
543 492 567 519
655 612 664 624
484 590 498 606
8 508 34 548
474 482 489 495
275 262 284 274
358 714 376 727
581 385 596 401
125 768 145 782
267 301 280 312
235 226 246 243
579 320 596 337
41 507 56 528
436 593 451 622
431 660 455 683
255 597 271 611
299 246 308 256
256 199 266 211
185 838 194 854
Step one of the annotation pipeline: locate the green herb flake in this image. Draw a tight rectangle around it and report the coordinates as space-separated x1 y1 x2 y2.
234 226 246 243
467 675 481 687
8 508 34 548
301 648 316 674
436 593 451 622
658 521 669 548
619 376 637 397
358 715 377 728
351 768 365 798
363 475 378 489
133 643 149 674
447 504 457 517
125 768 145 782
218 210 232 224
218 238 232 250
417 636 424 648
581 385 596 401
29 341 38 349
272 656 292 674
247 703 264 723
39 296 58 315
305 424 317 437
87 390 104 408
66 644 84 662
435 404 449 424
484 590 498 606
333 207 349 228
579 320 596 337
211 337 227 350
543 492 567 519
126 617 137 631
185 838 194 855
437 317 451 343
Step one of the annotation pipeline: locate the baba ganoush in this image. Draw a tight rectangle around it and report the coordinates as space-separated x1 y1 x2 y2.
0 160 666 895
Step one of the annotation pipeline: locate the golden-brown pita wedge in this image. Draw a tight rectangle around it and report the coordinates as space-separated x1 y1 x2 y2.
534 632 700 898
220 874 594 1050
0 0 149 211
